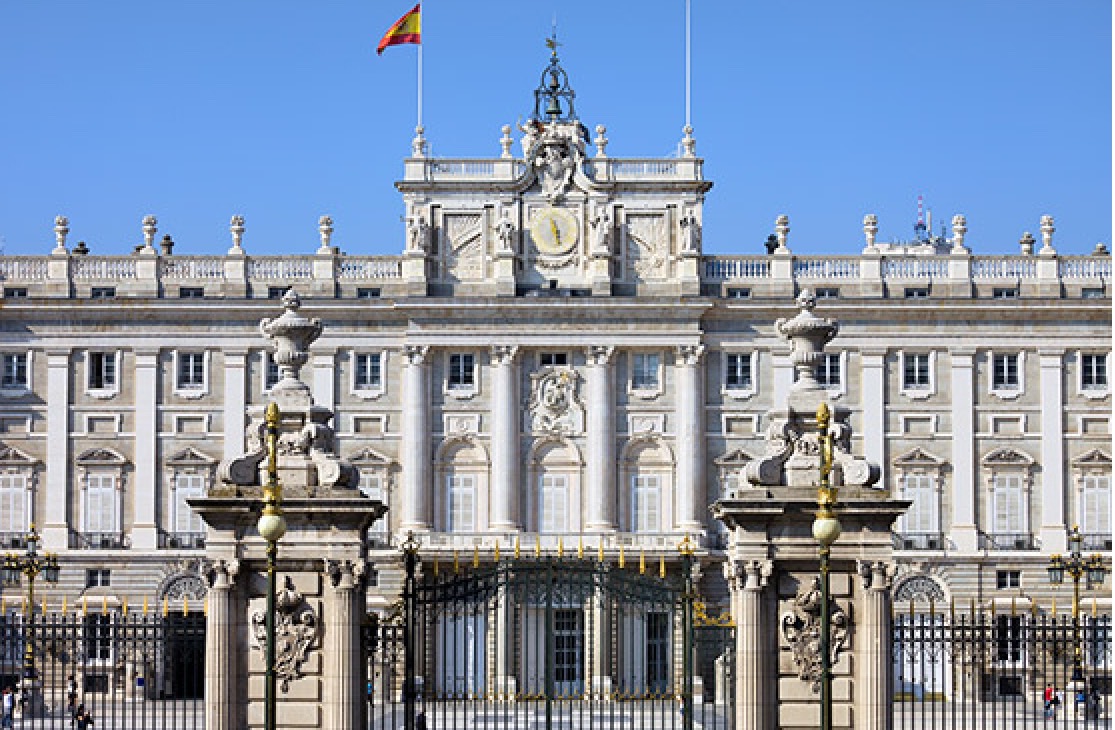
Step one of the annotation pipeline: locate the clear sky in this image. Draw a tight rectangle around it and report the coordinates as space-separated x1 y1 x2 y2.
0 1 1109 257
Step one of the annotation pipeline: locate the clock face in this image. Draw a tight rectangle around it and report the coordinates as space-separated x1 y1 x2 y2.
529 207 579 256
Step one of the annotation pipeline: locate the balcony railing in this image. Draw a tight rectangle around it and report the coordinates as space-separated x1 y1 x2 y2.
157 530 206 550
1081 532 1113 551
893 532 946 551
980 532 1038 551
68 531 129 550
416 531 717 554
0 532 28 550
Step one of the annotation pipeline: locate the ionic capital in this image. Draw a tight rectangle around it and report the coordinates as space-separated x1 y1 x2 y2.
675 344 706 367
856 559 895 592
584 345 615 367
490 345 520 367
402 344 430 366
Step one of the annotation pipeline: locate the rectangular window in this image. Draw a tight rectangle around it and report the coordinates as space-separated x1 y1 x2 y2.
0 474 26 535
646 612 671 693
1082 288 1105 299
90 287 115 299
448 354 475 391
632 474 661 532
815 287 839 300
355 353 383 390
3 288 27 299
1 354 28 389
447 475 475 532
539 474 568 533
84 473 118 535
903 353 930 389
725 353 752 390
356 288 381 299
900 474 937 536
264 355 280 391
88 352 116 390
173 474 206 535
179 287 205 299
726 287 751 299
85 569 111 589
267 286 288 299
992 354 1020 390
1081 475 1111 535
359 474 388 540
1082 354 1108 390
177 352 205 390
996 570 1021 589
816 353 841 388
991 474 1024 535
632 354 660 390
904 287 930 299
992 287 1019 299
540 352 568 367
995 616 1023 662
84 615 113 661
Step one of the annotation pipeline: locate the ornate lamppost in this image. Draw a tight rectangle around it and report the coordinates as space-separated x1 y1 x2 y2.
811 403 840 730
2 526 59 713
256 402 287 730
1047 526 1106 681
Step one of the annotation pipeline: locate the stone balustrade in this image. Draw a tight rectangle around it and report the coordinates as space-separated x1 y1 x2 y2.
0 250 1105 298
416 531 715 554
402 156 702 182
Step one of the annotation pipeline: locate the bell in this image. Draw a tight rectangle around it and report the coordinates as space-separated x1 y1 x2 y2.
545 94 563 119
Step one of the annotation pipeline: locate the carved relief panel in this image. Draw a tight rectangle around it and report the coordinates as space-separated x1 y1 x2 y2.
624 212 670 281
443 213 485 282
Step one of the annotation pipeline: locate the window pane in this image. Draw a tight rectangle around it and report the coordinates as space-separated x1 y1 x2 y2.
540 474 568 533
174 474 206 533
0 475 26 534
447 475 475 531
633 354 659 390
633 475 660 532
726 354 752 389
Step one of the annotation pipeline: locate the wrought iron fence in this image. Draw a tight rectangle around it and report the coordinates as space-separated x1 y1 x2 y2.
364 551 735 730
0 610 204 729
893 607 1112 729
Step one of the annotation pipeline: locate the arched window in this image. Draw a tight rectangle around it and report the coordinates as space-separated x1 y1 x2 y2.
528 439 582 534
621 438 674 533
436 438 489 533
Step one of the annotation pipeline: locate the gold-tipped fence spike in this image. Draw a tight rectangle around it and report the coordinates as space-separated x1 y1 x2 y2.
453 550 459 574
121 596 128 616
494 542 500 563
514 535 521 559
1010 597 1016 617
639 550 646 575
102 595 107 614
143 596 149 616
557 536 564 558
1093 595 1098 618
618 544 626 569
659 553 666 579
433 557 439 576
1051 597 1057 617
534 535 541 558
204 597 208 617
82 596 88 616
163 597 169 617
61 597 67 615
1 596 6 614
598 541 604 564
472 545 479 569
577 536 584 559
184 596 190 616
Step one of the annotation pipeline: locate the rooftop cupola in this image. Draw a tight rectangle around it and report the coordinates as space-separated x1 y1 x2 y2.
531 33 578 122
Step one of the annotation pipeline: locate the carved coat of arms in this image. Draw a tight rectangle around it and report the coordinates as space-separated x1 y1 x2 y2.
528 369 584 435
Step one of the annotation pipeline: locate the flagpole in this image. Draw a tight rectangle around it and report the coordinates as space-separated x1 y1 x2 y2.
417 2 424 129
685 0 691 128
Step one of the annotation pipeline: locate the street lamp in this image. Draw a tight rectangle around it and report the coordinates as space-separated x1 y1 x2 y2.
1047 526 1106 682
3 523 60 702
257 402 287 730
812 403 840 730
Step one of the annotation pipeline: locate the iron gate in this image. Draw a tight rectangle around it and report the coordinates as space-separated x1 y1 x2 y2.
366 544 735 730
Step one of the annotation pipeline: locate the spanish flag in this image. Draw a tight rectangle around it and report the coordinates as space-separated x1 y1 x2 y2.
377 4 421 55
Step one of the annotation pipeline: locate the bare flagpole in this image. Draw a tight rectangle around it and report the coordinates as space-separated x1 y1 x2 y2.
685 0 691 129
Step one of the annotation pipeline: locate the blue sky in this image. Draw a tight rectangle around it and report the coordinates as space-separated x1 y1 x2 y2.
0 1 1109 257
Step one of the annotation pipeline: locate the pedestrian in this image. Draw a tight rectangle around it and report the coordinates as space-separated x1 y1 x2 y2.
0 686 12 728
74 703 94 730
1090 684 1102 720
1044 683 1055 719
1076 686 1087 715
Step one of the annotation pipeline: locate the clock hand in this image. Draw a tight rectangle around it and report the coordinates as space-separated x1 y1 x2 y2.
549 219 562 245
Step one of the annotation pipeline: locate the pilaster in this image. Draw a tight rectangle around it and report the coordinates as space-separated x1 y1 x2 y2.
949 349 979 552
323 559 367 730
675 345 706 532
489 345 521 531
584 345 616 531
401 345 431 531
855 560 895 730
131 349 159 550
312 350 336 411
43 349 71 550
860 350 887 486
731 558 772 730
222 351 249 463
1038 350 1067 552
205 559 241 730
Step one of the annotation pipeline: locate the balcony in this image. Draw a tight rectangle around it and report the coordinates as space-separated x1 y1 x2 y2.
68 531 129 550
981 532 1037 551
415 531 715 555
157 530 206 550
0 533 28 551
1081 533 1113 551
893 532 946 551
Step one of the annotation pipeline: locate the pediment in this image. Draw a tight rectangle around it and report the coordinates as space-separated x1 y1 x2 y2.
1071 449 1111 468
0 443 38 466
714 447 754 468
893 447 944 467
981 447 1034 467
349 447 395 467
76 447 128 465
166 447 217 466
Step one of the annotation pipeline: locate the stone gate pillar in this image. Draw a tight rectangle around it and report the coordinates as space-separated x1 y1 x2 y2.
855 561 895 730
729 558 771 730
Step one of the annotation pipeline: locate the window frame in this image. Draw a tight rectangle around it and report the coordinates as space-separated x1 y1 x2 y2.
446 474 477 533
989 351 1025 399
173 350 209 398
629 352 663 398
538 473 569 533
351 351 387 399
446 352 478 398
816 351 847 397
899 351 935 400
0 351 32 395
1078 351 1110 399
722 351 756 399
995 570 1021 590
631 473 662 533
86 350 120 398
0 472 30 537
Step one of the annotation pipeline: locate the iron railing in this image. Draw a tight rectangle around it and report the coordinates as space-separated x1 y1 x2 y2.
155 531 206 550
1081 533 1114 552
67 532 129 551
894 532 947 551
981 532 1039 551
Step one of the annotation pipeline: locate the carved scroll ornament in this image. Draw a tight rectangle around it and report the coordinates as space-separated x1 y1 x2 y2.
780 576 848 693
251 578 320 692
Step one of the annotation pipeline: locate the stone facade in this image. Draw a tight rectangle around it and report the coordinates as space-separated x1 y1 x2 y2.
0 54 1108 703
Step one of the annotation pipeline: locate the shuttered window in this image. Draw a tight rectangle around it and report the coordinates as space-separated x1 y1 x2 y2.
84 473 118 534
173 474 205 534
539 474 568 533
0 475 27 534
632 475 661 532
1081 476 1111 534
901 475 937 533
447 475 475 532
990 475 1025 534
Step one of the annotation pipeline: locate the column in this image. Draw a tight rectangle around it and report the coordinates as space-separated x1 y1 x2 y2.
313 350 337 412
205 560 240 730
590 585 611 696
323 560 365 730
222 351 248 463
43 350 71 550
949 349 979 552
401 345 431 531
771 348 794 409
854 561 894 730
131 349 159 550
732 559 770 730
489 346 520 531
493 584 516 697
584 346 616 531
675 345 706 532
861 350 887 486
1038 350 1067 553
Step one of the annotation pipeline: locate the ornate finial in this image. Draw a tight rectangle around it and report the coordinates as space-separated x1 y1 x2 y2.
161 234 175 255
317 216 334 253
142 215 158 251
401 530 418 555
1094 242 1109 255
52 216 69 254
817 402 834 487
862 214 879 251
545 28 561 58
678 534 695 557
531 35 578 122
499 125 514 158
594 125 608 157
775 214 790 253
796 289 817 313
229 215 246 254
950 214 968 253
1039 215 1056 254
681 125 696 158
259 289 323 388
1019 231 1035 256
411 125 427 158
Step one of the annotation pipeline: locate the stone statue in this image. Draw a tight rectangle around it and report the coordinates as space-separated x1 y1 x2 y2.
589 208 612 255
679 211 702 254
406 215 431 254
495 213 516 254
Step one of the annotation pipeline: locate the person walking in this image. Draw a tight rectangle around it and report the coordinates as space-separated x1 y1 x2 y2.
74 703 94 730
0 687 12 728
